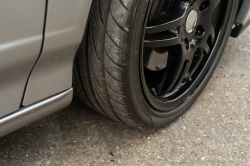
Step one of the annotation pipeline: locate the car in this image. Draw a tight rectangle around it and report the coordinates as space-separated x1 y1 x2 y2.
0 0 249 137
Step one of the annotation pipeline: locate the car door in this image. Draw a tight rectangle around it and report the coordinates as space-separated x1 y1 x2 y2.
0 0 46 117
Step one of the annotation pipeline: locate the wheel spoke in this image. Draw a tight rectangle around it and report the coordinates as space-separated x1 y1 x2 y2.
144 30 180 47
208 0 221 42
165 47 194 91
210 29 215 42
148 45 183 96
199 13 215 36
198 0 220 24
146 0 189 34
211 0 220 11
201 42 210 53
188 48 205 78
149 67 168 96
150 45 195 96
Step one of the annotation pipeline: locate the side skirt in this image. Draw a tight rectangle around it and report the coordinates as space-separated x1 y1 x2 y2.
0 88 73 138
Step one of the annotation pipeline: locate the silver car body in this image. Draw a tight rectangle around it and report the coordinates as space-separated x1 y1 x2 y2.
0 0 249 137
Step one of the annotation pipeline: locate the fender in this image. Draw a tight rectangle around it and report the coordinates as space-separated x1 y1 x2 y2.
23 0 93 105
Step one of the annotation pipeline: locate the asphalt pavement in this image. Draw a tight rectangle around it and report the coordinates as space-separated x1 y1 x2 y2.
0 27 250 166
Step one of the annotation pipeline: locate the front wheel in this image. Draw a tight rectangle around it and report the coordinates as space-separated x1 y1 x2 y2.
74 0 239 129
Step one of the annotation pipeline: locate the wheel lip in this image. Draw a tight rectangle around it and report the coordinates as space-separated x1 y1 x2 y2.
140 0 233 113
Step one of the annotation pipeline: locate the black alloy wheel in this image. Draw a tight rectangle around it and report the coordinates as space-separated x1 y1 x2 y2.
142 0 225 111
75 0 239 129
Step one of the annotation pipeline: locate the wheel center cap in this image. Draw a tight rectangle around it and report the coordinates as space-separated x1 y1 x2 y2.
186 10 198 33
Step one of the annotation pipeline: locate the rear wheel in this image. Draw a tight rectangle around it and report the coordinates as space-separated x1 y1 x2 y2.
74 0 239 129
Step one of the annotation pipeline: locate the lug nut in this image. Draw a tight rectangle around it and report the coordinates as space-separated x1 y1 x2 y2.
196 25 205 38
200 1 210 11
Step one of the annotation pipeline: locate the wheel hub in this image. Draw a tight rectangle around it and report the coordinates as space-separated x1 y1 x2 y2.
185 9 198 33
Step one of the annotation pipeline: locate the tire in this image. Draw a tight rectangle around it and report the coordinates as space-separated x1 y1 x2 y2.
74 0 239 129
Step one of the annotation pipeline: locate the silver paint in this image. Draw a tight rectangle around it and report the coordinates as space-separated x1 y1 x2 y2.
23 0 93 105
186 10 198 33
235 0 250 24
0 0 45 117
0 88 73 138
